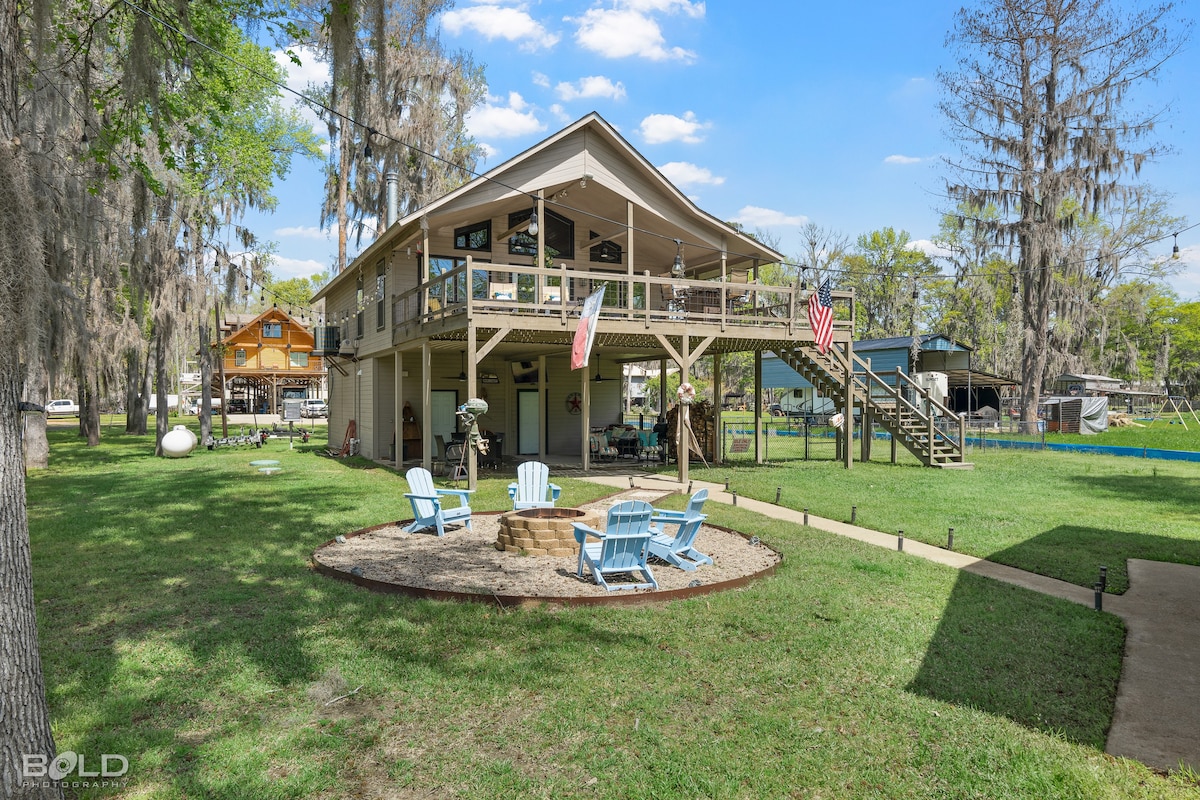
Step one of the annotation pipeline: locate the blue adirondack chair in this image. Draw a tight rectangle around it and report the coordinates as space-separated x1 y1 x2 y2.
649 488 708 532
403 466 473 536
647 512 712 571
647 488 712 570
572 500 658 591
507 461 562 510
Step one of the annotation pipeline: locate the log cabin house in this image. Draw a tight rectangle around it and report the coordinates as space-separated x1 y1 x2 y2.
215 306 326 414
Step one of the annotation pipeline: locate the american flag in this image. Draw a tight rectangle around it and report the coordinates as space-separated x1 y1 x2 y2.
807 278 834 354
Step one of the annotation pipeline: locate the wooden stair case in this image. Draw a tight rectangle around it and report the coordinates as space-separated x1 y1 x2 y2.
776 346 971 469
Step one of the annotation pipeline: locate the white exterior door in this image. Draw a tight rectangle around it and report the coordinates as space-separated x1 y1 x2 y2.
517 390 540 454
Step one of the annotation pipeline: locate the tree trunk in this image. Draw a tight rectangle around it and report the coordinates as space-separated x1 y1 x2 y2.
0 138 62 800
82 379 101 447
21 356 49 471
153 325 169 456
199 318 212 443
337 127 350 273
0 350 60 799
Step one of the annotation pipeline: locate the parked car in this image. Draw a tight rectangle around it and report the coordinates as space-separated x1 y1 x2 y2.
299 399 328 418
45 399 80 417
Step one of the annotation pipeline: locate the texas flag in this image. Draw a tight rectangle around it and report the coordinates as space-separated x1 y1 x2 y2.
571 286 606 370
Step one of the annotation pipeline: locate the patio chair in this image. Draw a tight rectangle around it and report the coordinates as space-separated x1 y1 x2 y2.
648 489 710 556
650 488 709 528
403 466 473 536
572 500 658 591
647 511 712 571
435 434 467 479
489 281 516 302
590 433 618 462
636 431 662 462
507 460 562 510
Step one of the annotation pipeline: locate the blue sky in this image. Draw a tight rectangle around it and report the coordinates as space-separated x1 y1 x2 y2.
244 0 1200 298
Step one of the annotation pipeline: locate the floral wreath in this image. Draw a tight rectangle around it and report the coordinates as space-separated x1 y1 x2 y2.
676 382 696 405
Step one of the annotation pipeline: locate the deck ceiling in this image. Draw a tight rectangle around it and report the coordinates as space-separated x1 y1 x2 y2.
414 326 812 365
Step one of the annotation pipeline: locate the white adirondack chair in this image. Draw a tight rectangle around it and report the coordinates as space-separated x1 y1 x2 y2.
403 467 473 536
507 461 562 510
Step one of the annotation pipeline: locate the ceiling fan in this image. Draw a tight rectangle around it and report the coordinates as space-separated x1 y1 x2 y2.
442 351 467 381
592 367 608 382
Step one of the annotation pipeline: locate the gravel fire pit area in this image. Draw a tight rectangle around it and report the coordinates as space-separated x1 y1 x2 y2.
313 500 782 604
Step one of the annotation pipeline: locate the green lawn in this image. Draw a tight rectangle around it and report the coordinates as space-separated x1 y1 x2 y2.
24 426 1200 798
681 448 1200 594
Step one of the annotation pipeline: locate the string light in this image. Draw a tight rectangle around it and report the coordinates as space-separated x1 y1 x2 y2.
1174 233 1181 260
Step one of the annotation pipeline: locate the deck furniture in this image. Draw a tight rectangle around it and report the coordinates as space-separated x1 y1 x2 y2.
647 512 712 571
507 461 562 510
572 500 658 591
403 467 473 536
590 433 618 461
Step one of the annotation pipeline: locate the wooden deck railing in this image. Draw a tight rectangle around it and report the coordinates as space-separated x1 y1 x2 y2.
388 259 854 338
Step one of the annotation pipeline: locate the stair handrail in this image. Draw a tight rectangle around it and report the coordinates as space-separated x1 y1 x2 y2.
784 345 966 464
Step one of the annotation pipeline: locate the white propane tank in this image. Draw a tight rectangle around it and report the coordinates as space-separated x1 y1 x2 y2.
162 425 197 458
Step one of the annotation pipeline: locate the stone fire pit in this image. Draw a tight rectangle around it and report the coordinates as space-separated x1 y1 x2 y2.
496 507 603 557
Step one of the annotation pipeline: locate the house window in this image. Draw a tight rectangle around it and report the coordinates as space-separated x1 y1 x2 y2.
235 349 246 366
290 351 309 368
589 232 622 264
426 255 490 304
262 322 282 338
454 220 491 252
376 261 386 330
508 208 573 260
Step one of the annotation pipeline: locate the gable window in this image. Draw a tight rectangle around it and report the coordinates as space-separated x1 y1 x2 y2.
262 322 282 338
290 351 309 368
454 220 491 252
508 208 573 260
589 232 622 264
235 349 247 366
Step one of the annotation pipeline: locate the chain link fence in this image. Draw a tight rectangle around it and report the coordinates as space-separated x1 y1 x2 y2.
719 417 842 463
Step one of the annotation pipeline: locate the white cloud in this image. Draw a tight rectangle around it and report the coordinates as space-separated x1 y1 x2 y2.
272 46 330 138
442 2 560 51
548 104 572 125
467 91 546 140
555 75 627 102
638 111 710 144
907 239 952 259
626 0 705 17
891 76 933 101
657 161 724 187
884 154 924 165
570 6 697 62
532 71 551 88
275 225 332 241
1167 245 1200 300
269 255 331 281
732 206 808 229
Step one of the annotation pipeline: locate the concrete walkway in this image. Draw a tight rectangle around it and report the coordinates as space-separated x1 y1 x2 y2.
584 475 1200 774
